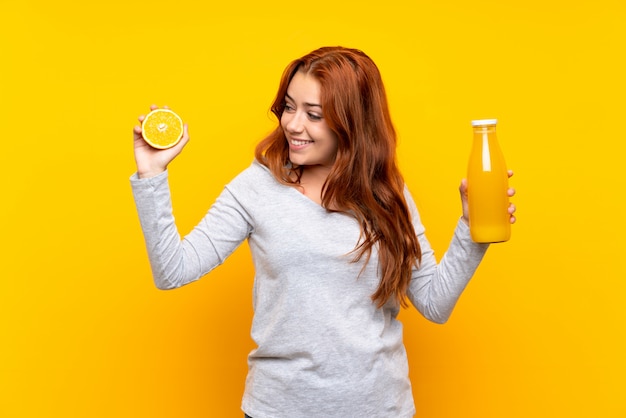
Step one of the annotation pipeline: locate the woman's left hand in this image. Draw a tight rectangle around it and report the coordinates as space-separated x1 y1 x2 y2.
460 170 517 225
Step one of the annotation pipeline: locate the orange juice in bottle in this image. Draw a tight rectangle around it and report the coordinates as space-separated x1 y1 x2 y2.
467 119 510 243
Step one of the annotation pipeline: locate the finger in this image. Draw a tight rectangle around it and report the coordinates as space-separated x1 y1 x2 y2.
509 215 517 224
507 187 516 197
150 104 158 111
133 125 142 135
138 115 145 123
507 169 514 178
508 203 516 214
163 104 170 109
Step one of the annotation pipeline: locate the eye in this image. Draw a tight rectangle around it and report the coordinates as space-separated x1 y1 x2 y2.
308 113 322 121
284 102 295 112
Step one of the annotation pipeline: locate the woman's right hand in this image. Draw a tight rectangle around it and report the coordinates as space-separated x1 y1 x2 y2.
133 105 190 179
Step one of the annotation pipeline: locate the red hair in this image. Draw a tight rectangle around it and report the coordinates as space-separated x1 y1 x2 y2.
255 46 421 308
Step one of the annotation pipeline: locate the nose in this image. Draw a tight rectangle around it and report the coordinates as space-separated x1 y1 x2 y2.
283 110 304 134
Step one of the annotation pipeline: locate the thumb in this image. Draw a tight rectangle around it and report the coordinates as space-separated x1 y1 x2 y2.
459 178 468 197
175 123 190 149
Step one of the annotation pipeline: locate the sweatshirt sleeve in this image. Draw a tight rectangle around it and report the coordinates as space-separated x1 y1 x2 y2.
130 171 253 290
404 189 489 324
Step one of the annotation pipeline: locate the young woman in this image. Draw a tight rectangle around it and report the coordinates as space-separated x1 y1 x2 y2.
131 46 516 418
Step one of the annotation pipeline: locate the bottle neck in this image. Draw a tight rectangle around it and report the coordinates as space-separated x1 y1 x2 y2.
472 125 497 134
473 125 497 142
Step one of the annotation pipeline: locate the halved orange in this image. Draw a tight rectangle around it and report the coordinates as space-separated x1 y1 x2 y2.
141 109 184 149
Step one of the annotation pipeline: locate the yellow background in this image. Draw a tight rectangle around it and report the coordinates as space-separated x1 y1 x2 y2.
1 0 624 417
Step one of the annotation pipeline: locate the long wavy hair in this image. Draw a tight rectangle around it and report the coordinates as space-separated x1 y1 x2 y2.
255 46 421 308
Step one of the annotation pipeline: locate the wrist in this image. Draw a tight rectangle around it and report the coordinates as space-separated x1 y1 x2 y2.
137 167 166 179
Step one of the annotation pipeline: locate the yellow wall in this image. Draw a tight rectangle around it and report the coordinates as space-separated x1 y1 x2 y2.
1 1 624 417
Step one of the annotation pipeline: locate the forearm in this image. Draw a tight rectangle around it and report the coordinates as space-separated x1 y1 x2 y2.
130 170 252 289
408 219 489 323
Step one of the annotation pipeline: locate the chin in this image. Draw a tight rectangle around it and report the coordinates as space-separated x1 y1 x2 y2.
288 154 307 166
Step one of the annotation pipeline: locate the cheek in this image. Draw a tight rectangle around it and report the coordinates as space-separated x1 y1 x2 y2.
311 123 334 142
326 130 339 151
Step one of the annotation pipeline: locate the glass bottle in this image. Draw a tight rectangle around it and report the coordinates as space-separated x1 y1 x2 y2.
467 119 510 243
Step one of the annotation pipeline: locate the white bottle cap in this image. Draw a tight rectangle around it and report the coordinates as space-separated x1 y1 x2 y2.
471 119 498 126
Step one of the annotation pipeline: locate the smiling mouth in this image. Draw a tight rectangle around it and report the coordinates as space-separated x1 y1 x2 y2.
290 139 313 146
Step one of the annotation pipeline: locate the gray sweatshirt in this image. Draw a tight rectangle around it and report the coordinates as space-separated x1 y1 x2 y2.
130 160 488 418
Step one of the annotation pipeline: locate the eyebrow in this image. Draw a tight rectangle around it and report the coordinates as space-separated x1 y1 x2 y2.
285 93 322 108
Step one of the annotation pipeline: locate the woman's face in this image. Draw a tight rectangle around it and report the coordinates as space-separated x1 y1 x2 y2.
281 71 338 169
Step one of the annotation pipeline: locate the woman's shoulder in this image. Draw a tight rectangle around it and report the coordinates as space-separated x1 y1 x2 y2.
224 159 282 196
228 159 272 186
